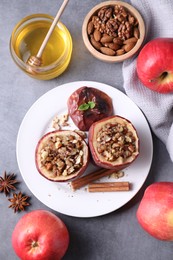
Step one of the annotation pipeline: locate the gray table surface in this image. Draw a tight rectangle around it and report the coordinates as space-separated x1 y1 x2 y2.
1 0 173 259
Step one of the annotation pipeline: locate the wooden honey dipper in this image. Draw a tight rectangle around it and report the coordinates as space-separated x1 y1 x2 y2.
27 0 69 67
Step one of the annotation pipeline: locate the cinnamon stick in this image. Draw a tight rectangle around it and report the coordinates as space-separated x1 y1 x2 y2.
71 168 117 190
88 182 130 192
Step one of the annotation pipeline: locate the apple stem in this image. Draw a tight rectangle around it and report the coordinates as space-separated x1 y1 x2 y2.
31 240 39 248
149 72 168 83
160 71 168 80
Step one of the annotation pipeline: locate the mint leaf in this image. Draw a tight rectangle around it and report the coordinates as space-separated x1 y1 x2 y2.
78 101 96 111
88 101 95 109
78 103 90 111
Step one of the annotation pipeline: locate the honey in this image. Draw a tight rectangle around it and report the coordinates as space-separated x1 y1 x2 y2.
10 14 72 80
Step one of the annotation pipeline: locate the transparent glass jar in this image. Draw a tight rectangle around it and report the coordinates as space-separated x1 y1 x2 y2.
10 14 73 80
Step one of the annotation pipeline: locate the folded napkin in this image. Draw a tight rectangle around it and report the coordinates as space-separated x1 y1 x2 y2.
123 0 173 161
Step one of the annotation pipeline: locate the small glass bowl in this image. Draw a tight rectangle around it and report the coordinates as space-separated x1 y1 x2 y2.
10 14 73 80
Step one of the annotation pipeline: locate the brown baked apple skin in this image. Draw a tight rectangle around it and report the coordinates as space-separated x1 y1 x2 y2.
35 130 89 182
67 86 113 131
88 115 140 171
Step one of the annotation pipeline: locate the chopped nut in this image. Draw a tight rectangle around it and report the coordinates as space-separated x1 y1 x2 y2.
52 113 69 130
96 122 137 162
45 163 53 171
41 150 48 160
110 171 124 179
39 132 85 177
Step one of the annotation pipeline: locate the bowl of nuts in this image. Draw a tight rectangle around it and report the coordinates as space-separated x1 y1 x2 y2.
82 1 145 62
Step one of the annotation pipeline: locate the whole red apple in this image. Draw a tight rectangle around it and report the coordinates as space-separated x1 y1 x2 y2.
12 210 69 260
137 38 173 93
137 182 173 241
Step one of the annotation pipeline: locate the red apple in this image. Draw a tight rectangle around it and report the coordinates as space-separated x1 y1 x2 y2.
137 182 173 241
12 210 69 260
137 38 173 93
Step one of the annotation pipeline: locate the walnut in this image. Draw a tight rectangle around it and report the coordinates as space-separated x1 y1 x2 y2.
92 15 101 31
128 14 136 25
105 18 119 37
118 22 133 40
98 7 113 23
99 23 106 34
114 5 128 18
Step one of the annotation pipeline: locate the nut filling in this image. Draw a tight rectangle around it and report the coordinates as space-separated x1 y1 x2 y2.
40 134 84 177
87 4 140 56
96 123 137 162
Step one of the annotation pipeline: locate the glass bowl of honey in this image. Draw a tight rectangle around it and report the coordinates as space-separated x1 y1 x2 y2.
10 14 72 80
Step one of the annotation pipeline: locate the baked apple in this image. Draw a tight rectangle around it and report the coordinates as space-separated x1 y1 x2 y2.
35 130 89 182
88 115 139 171
67 86 113 131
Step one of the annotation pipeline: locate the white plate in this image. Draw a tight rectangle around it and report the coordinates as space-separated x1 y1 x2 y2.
16 81 153 218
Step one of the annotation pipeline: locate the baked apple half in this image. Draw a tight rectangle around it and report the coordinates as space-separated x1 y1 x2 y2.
88 115 139 171
35 130 89 182
67 86 113 131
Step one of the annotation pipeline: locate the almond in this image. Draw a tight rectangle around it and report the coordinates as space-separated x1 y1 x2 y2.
124 42 136 52
108 43 121 51
113 38 123 45
116 49 125 56
100 35 113 44
90 36 102 50
93 29 101 42
100 47 115 56
87 21 94 35
123 37 137 44
134 27 140 39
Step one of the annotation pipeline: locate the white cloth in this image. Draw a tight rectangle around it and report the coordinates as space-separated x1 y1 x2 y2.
123 0 173 161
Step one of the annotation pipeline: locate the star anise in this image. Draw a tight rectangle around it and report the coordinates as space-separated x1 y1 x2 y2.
0 171 19 196
8 192 30 213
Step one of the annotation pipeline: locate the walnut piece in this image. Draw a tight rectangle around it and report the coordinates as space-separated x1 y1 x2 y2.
52 113 69 130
